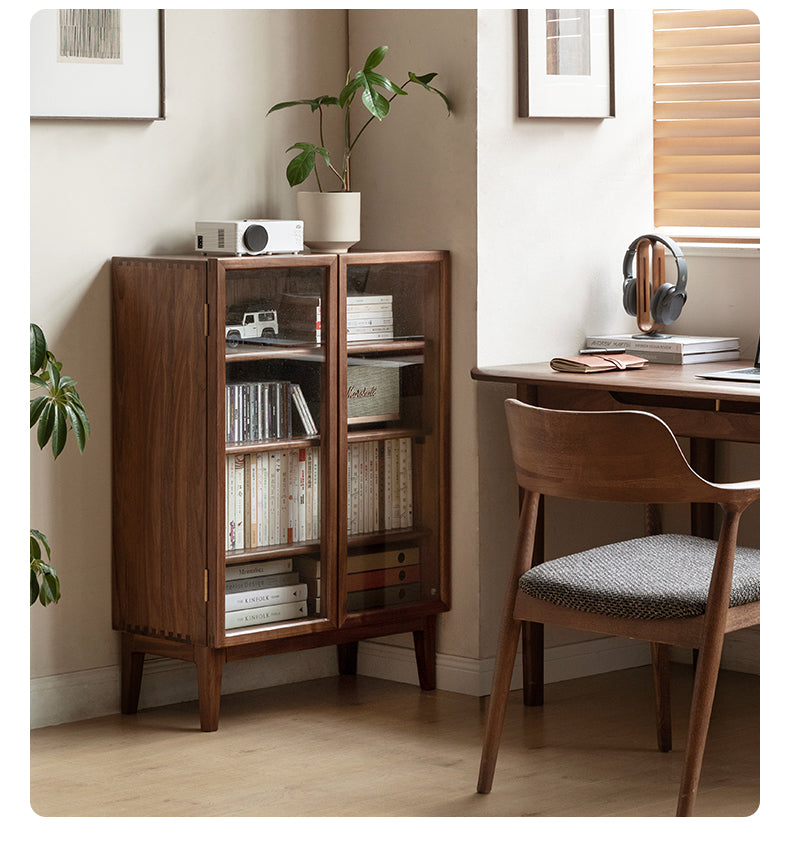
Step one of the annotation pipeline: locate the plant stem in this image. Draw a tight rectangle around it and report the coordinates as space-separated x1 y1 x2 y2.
346 78 415 159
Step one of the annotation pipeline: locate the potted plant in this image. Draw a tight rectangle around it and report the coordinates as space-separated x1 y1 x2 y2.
268 45 450 253
30 323 90 606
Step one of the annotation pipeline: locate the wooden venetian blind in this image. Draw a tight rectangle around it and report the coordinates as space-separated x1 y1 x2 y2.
653 9 760 236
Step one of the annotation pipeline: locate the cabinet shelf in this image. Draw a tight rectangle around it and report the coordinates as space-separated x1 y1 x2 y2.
112 250 449 730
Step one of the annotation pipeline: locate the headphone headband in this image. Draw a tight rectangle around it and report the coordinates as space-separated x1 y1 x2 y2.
622 233 687 296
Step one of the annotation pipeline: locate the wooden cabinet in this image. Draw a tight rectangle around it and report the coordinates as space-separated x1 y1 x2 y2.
111 251 450 730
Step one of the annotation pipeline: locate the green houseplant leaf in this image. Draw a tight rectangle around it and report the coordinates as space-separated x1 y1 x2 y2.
30 323 92 606
268 45 451 191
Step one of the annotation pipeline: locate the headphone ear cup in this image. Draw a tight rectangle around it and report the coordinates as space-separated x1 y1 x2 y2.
622 276 638 316
651 283 686 325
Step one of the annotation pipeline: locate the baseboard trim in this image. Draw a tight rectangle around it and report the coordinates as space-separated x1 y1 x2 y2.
357 636 653 696
30 630 758 729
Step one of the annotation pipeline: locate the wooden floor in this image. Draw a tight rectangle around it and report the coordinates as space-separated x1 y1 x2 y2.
30 664 758 818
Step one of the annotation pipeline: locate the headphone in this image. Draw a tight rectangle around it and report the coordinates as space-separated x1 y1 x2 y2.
622 233 688 327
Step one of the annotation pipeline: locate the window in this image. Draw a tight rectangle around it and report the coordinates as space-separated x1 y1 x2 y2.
653 9 759 242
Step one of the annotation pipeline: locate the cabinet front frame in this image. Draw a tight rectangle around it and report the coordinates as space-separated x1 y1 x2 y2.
207 255 340 647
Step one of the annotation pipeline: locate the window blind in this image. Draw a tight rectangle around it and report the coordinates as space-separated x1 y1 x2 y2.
653 9 759 239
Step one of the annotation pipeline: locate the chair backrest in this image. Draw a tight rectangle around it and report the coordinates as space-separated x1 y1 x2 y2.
504 399 734 506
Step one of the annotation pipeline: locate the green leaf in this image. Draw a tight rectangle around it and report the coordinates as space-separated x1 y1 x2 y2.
363 45 388 71
51 405 68 458
408 71 451 113
361 85 390 120
64 403 87 452
339 77 363 109
30 324 47 374
31 529 51 560
365 70 408 97
268 96 340 116
285 143 318 187
37 402 54 449
30 395 48 426
30 569 39 606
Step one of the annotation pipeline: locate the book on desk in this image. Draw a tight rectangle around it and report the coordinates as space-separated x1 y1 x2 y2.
584 334 739 365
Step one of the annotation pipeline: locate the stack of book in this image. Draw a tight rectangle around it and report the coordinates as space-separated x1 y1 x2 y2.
277 292 322 343
226 380 317 442
346 547 421 611
224 557 310 630
347 294 393 342
347 437 413 536
225 446 320 551
584 334 740 364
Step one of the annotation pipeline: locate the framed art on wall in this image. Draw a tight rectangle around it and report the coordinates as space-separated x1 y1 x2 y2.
30 9 165 120
517 9 614 118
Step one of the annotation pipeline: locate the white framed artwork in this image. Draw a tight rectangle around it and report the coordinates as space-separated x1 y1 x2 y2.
30 9 165 120
517 9 614 119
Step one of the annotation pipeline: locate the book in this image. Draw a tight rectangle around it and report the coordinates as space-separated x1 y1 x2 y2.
347 563 421 592
347 582 421 611
585 334 739 354
290 383 318 435
347 546 420 574
225 557 293 580
347 295 393 306
619 348 740 365
225 582 308 612
225 571 299 593
550 353 647 373
225 600 307 630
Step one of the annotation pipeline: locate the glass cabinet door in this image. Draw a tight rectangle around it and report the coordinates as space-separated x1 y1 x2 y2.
339 254 448 622
218 257 336 638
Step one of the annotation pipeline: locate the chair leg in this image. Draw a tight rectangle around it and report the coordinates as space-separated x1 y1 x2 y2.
676 508 741 816
651 642 672 752
477 616 522 794
675 636 725 816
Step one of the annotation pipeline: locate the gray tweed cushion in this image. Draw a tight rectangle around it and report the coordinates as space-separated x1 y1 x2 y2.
519 534 759 620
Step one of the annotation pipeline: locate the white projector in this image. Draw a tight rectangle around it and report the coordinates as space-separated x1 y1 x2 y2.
195 220 303 255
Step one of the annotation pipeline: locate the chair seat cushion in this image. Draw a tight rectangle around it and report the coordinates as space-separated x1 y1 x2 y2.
519 534 759 620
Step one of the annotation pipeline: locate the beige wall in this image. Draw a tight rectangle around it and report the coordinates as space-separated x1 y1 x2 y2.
30 9 348 681
30 9 759 724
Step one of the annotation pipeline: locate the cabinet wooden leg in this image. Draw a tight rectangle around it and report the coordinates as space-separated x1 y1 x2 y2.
121 633 145 715
337 641 358 675
195 647 223 732
413 615 437 690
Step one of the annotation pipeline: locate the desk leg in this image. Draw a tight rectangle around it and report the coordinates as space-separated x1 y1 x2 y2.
522 496 545 706
690 438 716 538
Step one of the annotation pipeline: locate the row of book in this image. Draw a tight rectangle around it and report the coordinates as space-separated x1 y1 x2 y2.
225 437 415 551
348 437 413 535
224 556 318 630
584 334 740 364
276 292 395 343
224 548 423 629
226 380 317 443
225 447 320 551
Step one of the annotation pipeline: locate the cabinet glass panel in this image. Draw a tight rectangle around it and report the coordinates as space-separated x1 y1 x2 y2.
222 264 328 635
342 258 443 617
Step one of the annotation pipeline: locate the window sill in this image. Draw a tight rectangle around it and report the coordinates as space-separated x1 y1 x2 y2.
656 228 760 259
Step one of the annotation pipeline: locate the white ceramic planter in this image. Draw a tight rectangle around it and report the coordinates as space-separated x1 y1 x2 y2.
297 191 361 254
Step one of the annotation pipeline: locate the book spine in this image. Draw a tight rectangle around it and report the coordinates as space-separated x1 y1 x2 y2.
225 557 293 580
225 571 299 593
234 454 245 549
585 336 738 353
225 582 308 612
346 546 420 573
298 447 307 542
225 600 307 630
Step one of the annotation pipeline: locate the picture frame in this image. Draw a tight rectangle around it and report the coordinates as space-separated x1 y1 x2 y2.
517 9 614 119
30 9 165 120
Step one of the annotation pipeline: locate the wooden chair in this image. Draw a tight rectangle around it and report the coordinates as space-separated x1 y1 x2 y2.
477 399 759 817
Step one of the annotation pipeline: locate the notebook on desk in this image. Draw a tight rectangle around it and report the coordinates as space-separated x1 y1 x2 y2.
696 340 760 382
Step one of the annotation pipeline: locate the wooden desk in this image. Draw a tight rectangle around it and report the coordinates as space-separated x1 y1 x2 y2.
471 358 760 703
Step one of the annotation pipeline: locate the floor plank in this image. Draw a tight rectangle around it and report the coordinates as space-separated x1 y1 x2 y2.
29 664 758 818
